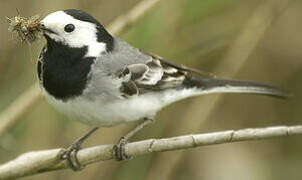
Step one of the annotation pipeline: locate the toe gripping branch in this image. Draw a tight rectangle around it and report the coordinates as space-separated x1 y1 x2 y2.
60 142 83 171
60 127 99 171
113 118 154 161
114 137 131 161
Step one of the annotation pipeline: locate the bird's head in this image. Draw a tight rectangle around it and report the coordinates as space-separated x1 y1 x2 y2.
40 9 114 56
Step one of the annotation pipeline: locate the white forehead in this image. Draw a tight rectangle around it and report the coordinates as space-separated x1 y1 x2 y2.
43 11 72 23
42 11 94 29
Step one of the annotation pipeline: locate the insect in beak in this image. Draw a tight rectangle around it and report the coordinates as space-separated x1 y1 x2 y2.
6 13 43 44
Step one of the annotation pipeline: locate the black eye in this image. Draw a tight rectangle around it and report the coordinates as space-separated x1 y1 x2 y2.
64 24 75 33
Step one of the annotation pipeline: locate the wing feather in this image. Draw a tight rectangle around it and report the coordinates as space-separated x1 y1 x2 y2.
118 55 189 97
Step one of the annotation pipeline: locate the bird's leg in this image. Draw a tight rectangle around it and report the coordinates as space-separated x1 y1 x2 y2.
60 127 99 171
114 117 154 161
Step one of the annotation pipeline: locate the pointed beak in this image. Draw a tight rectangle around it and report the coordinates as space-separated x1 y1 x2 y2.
40 22 56 34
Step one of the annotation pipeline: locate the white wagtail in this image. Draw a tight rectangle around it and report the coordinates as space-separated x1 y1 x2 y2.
38 9 289 170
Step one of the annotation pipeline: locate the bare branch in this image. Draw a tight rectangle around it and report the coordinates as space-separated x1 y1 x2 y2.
0 125 301 179
0 0 162 137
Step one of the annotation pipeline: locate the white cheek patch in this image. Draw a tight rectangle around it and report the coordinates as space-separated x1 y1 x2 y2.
85 42 106 57
45 32 64 42
42 11 107 57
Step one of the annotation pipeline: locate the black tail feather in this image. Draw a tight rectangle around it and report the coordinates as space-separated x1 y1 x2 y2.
182 77 291 99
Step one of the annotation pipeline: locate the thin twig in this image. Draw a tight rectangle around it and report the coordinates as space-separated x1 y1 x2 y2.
0 0 163 137
0 125 301 179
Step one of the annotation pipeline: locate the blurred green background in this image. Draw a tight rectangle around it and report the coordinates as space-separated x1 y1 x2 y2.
0 0 301 179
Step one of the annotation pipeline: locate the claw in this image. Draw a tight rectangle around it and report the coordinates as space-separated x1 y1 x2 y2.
59 127 99 171
113 118 153 161
113 137 130 161
60 143 84 171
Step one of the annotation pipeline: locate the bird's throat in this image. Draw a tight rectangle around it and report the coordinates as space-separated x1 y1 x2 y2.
39 40 95 101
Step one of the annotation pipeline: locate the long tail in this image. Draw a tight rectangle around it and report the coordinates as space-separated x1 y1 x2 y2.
182 77 291 99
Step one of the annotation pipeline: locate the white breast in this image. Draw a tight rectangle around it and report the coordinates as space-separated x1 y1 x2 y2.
41 87 198 127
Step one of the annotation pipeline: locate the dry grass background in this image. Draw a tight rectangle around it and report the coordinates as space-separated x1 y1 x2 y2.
0 0 301 179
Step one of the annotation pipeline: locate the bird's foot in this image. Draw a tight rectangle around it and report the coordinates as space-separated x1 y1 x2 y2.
113 137 130 161
60 127 99 171
60 141 84 171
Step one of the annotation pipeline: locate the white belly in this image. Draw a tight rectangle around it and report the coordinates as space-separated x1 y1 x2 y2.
42 88 197 127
